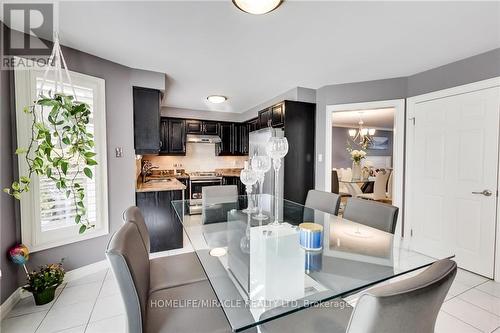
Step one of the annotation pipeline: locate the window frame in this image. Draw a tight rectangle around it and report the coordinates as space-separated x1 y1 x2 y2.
14 63 109 252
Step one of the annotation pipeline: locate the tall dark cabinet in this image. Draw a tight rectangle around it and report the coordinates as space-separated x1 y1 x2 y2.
133 87 161 155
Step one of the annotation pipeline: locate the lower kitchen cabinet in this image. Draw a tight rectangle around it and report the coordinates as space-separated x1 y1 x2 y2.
136 190 183 252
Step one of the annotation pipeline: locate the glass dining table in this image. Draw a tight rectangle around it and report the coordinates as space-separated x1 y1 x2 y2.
171 194 452 332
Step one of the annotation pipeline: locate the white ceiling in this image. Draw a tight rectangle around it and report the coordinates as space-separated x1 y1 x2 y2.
18 1 500 113
332 108 395 129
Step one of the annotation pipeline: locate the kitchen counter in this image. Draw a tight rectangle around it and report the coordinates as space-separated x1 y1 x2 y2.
216 168 242 177
136 177 186 192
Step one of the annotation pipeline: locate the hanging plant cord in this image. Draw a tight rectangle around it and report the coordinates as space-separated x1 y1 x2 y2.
3 36 97 234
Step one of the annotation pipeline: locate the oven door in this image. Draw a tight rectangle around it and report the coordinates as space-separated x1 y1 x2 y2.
189 179 223 200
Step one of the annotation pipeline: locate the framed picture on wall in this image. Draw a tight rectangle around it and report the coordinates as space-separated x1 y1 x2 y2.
368 136 389 150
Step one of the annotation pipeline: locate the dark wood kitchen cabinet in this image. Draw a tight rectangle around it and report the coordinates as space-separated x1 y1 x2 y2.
235 123 249 155
247 118 259 132
217 122 235 155
160 118 186 155
136 190 183 252
186 119 203 134
133 87 161 154
271 102 285 127
203 121 219 135
258 107 272 128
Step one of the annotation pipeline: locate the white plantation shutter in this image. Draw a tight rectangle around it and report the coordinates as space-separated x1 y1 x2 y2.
15 63 108 251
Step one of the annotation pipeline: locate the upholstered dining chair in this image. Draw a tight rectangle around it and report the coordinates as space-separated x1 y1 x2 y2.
343 197 398 233
123 207 207 292
106 221 231 333
258 259 457 333
304 189 341 217
357 169 390 201
332 170 351 198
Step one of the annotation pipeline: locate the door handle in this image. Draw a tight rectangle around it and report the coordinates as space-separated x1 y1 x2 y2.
472 190 493 197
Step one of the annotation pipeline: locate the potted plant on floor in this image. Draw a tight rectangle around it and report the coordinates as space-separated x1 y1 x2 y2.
23 261 65 305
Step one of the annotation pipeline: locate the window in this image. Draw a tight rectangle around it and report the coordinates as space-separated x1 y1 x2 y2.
14 64 108 252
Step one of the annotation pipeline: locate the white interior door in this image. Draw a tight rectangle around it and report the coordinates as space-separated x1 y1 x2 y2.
410 86 499 278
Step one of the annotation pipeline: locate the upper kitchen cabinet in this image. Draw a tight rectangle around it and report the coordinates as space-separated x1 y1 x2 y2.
217 122 235 155
133 87 161 154
186 119 203 134
203 121 219 135
235 123 249 155
160 117 186 155
258 107 272 128
271 102 285 127
247 118 259 132
186 119 219 135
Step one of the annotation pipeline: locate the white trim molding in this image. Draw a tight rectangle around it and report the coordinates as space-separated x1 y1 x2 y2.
405 76 500 280
325 99 406 238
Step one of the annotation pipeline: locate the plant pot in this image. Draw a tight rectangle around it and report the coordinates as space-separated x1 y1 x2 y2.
32 286 57 305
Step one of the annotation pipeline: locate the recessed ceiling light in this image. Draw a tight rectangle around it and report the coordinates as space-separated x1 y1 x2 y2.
233 0 284 15
207 95 227 104
209 247 227 257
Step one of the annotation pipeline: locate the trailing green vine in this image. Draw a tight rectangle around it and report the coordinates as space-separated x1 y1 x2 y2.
3 93 96 234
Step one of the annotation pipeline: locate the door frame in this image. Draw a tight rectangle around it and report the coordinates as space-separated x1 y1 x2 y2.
325 99 406 238
405 76 500 279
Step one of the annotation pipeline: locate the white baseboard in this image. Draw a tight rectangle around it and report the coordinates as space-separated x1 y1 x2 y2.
1 259 110 320
0 287 22 320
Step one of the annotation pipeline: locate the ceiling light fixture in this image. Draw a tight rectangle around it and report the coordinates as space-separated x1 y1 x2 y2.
348 112 376 149
232 0 284 15
207 95 227 104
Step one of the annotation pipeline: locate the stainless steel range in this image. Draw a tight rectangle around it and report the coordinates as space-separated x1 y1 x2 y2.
189 171 223 215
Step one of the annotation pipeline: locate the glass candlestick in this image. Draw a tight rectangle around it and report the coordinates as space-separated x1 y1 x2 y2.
251 154 271 220
240 161 257 214
266 137 289 226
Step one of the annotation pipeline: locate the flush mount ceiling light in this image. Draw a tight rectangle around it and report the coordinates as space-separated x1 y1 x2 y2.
207 95 227 104
209 247 227 257
233 0 284 15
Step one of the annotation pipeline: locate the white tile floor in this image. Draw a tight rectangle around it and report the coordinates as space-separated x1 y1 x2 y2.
2 256 499 333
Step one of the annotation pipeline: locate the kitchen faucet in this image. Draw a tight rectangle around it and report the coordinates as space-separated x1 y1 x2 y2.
141 160 158 183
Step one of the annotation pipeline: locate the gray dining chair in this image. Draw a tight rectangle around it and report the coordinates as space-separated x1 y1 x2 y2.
343 197 398 234
304 189 341 216
106 222 231 333
258 259 457 333
123 206 207 292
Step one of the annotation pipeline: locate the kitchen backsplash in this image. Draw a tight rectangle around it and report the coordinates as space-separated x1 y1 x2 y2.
144 143 248 172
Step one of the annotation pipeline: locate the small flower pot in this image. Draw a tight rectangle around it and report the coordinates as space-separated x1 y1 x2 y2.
32 286 57 305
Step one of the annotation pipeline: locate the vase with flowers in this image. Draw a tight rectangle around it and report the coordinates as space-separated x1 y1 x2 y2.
348 149 367 180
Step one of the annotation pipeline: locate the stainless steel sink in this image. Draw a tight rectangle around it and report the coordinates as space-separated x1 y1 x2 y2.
145 178 172 183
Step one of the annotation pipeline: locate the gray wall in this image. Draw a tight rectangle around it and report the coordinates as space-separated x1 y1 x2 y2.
332 127 393 169
407 48 500 97
238 87 316 121
162 106 242 122
1 69 20 303
315 77 407 190
1 27 165 301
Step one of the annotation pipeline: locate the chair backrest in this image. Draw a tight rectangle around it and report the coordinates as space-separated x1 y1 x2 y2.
387 171 393 199
342 168 352 181
304 189 341 216
373 170 390 200
202 185 238 206
331 170 340 194
343 197 398 233
124 206 150 253
347 259 457 333
106 223 150 333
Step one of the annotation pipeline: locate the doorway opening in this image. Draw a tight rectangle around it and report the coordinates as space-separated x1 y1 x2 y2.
324 99 405 237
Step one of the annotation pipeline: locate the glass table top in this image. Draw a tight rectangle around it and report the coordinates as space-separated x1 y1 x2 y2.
338 176 376 183
171 194 452 332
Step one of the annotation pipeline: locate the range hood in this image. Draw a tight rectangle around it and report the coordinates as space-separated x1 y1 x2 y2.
186 134 222 144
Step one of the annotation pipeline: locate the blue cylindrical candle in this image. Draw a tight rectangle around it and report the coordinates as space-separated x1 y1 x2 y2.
299 223 323 251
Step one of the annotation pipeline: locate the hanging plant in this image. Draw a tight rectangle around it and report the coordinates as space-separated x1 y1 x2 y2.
3 37 96 234
4 93 96 233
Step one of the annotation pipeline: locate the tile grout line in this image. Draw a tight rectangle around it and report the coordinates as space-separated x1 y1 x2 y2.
83 269 109 333
440 308 487 332
34 283 68 333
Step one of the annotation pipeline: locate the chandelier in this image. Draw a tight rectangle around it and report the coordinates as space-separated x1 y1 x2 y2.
348 113 376 148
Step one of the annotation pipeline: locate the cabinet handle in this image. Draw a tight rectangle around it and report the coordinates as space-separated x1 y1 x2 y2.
159 140 162 148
